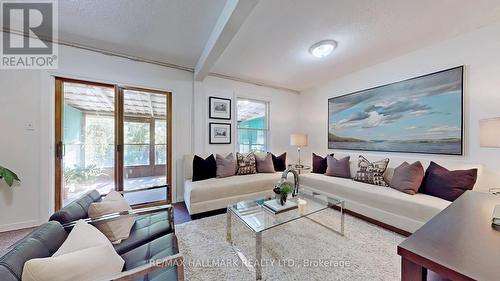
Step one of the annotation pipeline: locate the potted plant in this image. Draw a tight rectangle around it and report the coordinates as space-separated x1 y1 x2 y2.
273 181 293 206
0 165 20 187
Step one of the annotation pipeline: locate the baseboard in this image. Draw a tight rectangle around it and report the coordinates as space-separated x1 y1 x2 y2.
333 206 412 237
0 219 40 233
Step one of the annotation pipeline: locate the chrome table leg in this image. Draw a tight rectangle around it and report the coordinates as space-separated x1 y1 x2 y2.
255 232 262 280
340 201 345 236
226 210 232 243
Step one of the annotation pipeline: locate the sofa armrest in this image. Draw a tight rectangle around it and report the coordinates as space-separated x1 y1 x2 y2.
62 204 175 232
98 253 185 281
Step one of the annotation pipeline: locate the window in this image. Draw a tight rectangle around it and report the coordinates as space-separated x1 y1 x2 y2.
124 121 150 166
237 98 269 153
155 120 167 165
84 115 115 168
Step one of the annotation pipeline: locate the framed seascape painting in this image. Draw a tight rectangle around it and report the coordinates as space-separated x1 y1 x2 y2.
209 97 231 120
209 122 231 144
328 66 464 155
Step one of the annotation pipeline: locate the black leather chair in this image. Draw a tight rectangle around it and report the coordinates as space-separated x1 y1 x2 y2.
49 190 174 255
0 221 67 281
0 219 183 281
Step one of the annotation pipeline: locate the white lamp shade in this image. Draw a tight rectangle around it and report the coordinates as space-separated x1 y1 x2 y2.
480 118 500 147
290 134 308 146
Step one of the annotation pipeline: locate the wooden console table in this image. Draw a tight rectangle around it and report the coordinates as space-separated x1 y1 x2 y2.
398 191 500 281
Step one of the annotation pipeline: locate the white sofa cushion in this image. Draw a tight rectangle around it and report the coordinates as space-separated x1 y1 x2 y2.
185 172 284 203
88 190 135 243
53 220 111 257
22 245 124 281
23 221 124 281
300 173 451 223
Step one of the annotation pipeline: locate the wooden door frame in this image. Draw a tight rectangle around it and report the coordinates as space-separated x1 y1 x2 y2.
54 77 116 211
119 86 173 207
54 79 63 211
54 78 173 211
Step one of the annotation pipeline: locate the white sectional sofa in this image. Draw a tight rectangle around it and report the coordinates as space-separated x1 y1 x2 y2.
183 153 485 234
183 154 289 215
299 155 485 234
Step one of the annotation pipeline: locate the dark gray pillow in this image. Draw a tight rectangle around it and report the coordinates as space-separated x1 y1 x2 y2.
421 162 477 201
325 155 351 178
192 155 216 182
216 153 236 178
256 153 276 173
390 161 424 195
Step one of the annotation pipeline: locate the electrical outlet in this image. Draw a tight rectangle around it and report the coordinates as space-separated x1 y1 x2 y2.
25 121 35 131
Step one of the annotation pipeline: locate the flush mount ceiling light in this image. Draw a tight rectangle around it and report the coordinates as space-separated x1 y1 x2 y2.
309 40 338 58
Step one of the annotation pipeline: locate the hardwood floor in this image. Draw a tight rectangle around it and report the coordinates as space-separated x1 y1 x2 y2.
172 202 193 225
172 202 226 225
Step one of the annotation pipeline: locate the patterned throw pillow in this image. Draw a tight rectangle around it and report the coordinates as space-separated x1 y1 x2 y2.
236 152 257 175
354 155 390 186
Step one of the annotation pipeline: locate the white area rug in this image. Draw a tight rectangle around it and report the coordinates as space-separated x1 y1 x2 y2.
176 209 404 281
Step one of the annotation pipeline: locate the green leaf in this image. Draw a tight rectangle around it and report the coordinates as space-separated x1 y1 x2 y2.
0 166 20 187
4 172 14 186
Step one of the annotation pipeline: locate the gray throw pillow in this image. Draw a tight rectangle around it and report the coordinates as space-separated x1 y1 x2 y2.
216 153 236 178
255 153 276 173
390 161 424 195
236 152 257 175
354 155 390 186
325 155 350 178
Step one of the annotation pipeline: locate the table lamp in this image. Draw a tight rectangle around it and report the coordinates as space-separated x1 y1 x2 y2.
480 117 500 148
480 118 500 197
290 133 308 167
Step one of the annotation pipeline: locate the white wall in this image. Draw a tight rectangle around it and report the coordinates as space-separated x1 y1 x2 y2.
187 77 301 202
192 76 300 157
0 42 195 231
0 70 44 231
298 22 500 189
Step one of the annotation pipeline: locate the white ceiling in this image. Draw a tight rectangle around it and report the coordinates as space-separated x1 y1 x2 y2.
56 0 500 92
212 0 500 91
58 0 227 68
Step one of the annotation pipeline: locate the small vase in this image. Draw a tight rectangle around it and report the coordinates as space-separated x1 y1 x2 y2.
280 193 287 206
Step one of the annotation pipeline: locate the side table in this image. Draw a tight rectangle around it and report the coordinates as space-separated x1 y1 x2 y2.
287 164 311 174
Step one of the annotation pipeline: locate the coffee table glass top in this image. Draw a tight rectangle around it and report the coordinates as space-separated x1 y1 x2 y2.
227 188 343 233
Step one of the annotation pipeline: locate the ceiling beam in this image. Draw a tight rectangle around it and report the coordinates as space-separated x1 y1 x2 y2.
194 0 259 81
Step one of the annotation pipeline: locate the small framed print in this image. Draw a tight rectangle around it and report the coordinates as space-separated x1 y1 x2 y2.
209 123 231 144
209 97 231 120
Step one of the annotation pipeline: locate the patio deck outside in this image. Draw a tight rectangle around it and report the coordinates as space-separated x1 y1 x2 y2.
62 82 169 206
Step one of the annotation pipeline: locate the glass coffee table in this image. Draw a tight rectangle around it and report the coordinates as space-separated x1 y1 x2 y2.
226 188 345 280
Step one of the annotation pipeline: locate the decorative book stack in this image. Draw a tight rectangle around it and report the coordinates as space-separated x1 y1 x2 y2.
263 199 298 215
492 205 500 226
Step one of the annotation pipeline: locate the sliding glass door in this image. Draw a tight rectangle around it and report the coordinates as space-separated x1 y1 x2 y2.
55 78 172 210
121 89 169 205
